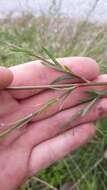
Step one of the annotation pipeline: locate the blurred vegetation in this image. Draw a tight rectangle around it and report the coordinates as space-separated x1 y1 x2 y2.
0 1 107 189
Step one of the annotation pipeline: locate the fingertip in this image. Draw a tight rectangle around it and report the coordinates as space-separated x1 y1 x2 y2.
66 123 96 148
63 123 96 153
29 122 96 175
81 123 96 138
0 67 13 89
94 74 107 82
83 57 99 79
59 57 100 80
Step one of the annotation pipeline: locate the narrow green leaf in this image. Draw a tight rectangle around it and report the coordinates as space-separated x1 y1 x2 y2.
63 65 84 81
43 47 62 68
52 74 75 84
0 98 58 139
61 109 83 128
35 97 58 116
79 97 95 104
59 89 72 110
42 49 79 79
63 65 72 73
10 45 36 57
95 89 107 96
81 97 99 116
85 90 100 96
61 96 99 128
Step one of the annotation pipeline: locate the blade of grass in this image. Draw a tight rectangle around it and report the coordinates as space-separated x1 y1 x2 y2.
62 96 100 128
43 47 62 68
0 98 58 138
52 74 76 84
59 87 76 110
81 96 100 116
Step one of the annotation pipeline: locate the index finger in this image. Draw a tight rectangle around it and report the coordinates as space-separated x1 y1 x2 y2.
10 57 99 99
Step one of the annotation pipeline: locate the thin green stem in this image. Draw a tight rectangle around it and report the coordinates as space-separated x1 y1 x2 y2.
0 98 58 138
6 81 107 91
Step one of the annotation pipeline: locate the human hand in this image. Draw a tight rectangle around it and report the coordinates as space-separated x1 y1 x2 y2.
0 57 106 190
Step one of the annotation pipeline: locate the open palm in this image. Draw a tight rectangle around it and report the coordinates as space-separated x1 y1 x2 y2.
0 57 106 190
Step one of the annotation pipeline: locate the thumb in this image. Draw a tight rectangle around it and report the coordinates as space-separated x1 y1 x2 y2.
0 67 13 89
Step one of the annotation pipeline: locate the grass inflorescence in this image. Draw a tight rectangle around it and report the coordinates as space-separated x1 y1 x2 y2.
1 44 107 139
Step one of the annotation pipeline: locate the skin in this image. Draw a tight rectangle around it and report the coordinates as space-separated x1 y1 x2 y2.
0 57 107 190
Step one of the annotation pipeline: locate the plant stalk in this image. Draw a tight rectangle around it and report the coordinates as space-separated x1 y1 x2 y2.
6 81 107 90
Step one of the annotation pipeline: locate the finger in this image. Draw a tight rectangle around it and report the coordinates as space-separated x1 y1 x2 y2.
93 74 107 92
2 75 107 135
2 96 106 146
0 67 13 89
1 74 105 146
20 74 107 122
17 97 106 151
10 57 99 99
28 123 95 176
2 74 107 126
1 73 105 145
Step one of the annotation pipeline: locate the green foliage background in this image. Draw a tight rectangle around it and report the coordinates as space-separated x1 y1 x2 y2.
0 1 107 189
